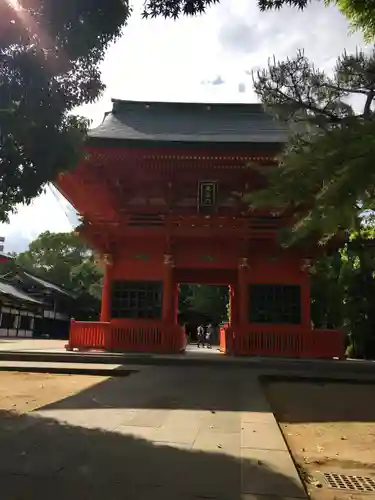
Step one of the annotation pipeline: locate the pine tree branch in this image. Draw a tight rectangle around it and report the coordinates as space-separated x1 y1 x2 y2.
324 82 370 95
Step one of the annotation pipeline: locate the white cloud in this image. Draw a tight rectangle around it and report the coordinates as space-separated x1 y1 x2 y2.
0 186 78 253
3 0 369 251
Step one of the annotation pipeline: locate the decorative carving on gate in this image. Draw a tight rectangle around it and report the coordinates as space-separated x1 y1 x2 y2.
164 254 174 266
239 257 249 268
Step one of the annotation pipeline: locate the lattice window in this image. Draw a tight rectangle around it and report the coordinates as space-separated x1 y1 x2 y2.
249 284 301 324
111 281 163 319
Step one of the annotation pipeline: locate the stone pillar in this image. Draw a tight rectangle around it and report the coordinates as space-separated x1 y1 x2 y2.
238 257 249 326
162 254 174 324
100 254 112 322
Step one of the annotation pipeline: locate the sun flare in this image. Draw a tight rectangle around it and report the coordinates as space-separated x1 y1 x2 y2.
6 0 22 11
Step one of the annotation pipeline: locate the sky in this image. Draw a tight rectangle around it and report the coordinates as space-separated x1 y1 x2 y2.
0 0 367 253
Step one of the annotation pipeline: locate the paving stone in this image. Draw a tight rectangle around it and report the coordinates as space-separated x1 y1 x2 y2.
0 365 306 500
239 398 273 415
153 422 200 445
150 409 202 444
193 429 240 457
34 408 132 431
113 424 157 440
0 423 81 476
241 422 287 450
123 409 169 428
152 441 192 450
241 448 306 497
203 411 241 433
241 410 276 424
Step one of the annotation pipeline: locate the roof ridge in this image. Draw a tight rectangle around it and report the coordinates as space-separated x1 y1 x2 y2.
0 280 44 305
111 98 263 108
88 99 287 145
19 270 75 296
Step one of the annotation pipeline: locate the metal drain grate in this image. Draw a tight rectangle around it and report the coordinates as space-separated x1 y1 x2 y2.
323 473 375 492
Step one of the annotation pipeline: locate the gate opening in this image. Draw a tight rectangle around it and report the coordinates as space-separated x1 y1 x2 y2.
178 284 229 346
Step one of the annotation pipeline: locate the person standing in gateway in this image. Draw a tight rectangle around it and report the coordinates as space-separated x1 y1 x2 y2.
197 324 205 348
206 323 214 349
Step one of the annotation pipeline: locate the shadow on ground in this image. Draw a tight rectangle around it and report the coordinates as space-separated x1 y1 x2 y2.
262 377 375 423
38 366 375 425
0 407 304 500
39 366 268 413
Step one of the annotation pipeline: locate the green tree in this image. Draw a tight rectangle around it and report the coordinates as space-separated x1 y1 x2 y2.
340 227 375 358
16 231 102 319
310 250 345 329
0 0 129 221
247 49 375 245
245 47 375 358
143 0 375 41
258 0 375 42
187 285 229 324
308 226 375 359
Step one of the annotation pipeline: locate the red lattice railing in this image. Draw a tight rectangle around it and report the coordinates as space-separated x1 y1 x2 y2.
67 319 186 354
68 321 110 351
229 324 344 359
110 320 186 353
68 320 343 358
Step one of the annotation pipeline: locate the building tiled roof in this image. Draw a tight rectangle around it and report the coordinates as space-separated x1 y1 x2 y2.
0 282 43 305
21 272 75 298
88 100 288 146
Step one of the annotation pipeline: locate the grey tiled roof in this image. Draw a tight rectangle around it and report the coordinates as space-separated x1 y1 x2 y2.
22 272 75 297
88 100 288 145
0 282 43 304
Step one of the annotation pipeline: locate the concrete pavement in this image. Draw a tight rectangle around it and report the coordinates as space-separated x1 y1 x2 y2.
0 365 306 499
2 340 375 379
0 360 134 376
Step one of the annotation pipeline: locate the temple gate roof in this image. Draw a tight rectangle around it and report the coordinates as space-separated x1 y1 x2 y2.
88 99 288 147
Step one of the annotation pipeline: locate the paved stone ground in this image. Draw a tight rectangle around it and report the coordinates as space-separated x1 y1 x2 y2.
0 365 306 500
0 339 66 352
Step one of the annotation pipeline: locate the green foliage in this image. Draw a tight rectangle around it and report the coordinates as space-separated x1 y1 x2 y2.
310 250 345 329
142 0 375 40
311 226 375 359
178 284 192 317
249 49 375 245
0 0 130 221
186 284 228 324
142 0 218 18
16 231 102 319
257 0 375 41
337 0 375 41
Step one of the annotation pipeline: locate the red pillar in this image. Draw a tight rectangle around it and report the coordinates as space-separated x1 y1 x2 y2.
238 258 249 327
162 254 174 324
100 255 112 322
